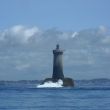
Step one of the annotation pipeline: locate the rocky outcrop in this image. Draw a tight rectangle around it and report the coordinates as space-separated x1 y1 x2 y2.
42 77 74 87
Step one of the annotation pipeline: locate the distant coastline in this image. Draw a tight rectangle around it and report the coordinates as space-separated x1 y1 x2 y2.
0 78 110 83
0 78 110 89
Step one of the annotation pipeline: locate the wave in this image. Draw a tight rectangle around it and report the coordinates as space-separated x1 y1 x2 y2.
37 79 63 88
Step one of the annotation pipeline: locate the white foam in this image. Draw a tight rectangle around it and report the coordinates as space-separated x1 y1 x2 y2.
37 79 63 88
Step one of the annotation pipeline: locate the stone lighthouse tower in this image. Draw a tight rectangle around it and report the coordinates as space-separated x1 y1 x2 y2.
52 44 64 81
41 44 74 87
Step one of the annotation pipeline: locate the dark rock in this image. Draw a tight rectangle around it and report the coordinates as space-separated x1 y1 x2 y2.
63 78 74 87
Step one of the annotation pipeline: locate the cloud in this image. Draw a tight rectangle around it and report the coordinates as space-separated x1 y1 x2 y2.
98 25 108 34
16 63 30 70
102 35 110 44
97 25 109 35
10 25 39 43
71 32 79 38
0 25 110 80
0 25 41 44
58 32 70 40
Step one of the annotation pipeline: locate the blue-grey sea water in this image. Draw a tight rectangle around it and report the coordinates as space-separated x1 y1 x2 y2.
0 79 110 110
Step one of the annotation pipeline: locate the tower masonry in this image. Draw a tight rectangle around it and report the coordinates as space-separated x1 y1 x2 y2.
52 44 64 80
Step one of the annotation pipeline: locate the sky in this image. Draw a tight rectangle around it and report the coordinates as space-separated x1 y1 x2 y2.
0 0 110 80
0 0 110 31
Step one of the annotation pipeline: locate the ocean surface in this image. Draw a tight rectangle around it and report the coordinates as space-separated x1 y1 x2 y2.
0 79 110 110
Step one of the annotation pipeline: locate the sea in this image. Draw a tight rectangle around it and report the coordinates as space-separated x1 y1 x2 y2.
0 79 110 110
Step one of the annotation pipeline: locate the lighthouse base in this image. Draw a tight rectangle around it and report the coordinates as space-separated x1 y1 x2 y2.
41 77 74 87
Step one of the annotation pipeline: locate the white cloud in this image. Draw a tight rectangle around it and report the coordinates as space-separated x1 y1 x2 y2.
58 32 70 40
58 32 78 40
98 25 108 35
24 27 39 38
71 32 78 38
10 25 25 33
0 25 41 44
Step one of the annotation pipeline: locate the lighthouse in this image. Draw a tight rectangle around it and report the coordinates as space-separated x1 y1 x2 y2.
52 44 64 81
40 44 74 87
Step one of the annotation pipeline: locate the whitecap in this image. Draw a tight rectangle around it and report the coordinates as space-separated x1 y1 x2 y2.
37 79 63 88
